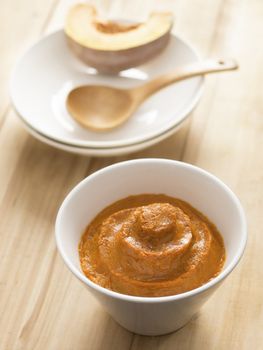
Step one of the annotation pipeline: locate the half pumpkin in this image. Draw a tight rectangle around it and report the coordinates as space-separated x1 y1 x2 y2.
65 4 173 72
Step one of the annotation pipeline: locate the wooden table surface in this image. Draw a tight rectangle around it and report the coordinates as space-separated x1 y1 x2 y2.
1 0 262 349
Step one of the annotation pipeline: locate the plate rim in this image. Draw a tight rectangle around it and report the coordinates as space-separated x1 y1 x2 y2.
16 110 188 156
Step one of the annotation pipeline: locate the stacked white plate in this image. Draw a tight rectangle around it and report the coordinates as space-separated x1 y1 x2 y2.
10 30 204 157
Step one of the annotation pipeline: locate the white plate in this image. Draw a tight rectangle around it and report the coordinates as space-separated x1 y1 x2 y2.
17 112 187 157
10 30 203 149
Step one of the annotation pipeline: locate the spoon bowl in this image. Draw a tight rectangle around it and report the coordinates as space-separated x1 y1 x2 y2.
67 59 238 131
67 86 136 130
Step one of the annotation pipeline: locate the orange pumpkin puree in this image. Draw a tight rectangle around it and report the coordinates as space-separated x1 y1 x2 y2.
79 194 225 297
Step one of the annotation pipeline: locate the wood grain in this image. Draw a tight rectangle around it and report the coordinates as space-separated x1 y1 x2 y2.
0 0 262 349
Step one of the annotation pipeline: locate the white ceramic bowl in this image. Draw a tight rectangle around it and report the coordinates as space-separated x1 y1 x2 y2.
55 159 247 336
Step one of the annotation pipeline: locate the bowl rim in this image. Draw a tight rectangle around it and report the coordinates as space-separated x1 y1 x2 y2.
55 158 247 303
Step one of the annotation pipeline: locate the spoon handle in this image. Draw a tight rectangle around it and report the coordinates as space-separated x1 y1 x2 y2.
132 58 238 102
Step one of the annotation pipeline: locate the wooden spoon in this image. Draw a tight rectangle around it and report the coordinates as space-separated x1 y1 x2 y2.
67 59 238 131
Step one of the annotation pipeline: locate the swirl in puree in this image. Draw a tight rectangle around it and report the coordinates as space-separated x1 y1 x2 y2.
79 194 225 297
